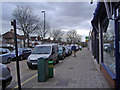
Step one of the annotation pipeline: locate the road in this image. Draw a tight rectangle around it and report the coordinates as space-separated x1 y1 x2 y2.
6 55 71 89
5 49 109 89
6 59 37 88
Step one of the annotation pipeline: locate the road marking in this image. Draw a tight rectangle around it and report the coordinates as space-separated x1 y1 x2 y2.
12 74 38 89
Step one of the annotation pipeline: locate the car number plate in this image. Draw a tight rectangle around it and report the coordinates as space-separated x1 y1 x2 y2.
32 63 37 65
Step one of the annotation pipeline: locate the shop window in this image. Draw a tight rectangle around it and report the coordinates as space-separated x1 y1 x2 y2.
103 19 116 74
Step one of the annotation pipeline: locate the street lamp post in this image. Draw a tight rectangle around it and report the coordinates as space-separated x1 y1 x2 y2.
42 10 45 43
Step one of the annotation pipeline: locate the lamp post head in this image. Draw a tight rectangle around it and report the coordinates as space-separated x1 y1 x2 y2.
42 10 45 13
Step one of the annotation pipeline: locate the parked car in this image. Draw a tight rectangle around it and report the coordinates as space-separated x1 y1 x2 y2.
58 45 66 60
11 48 32 61
27 44 59 69
67 46 72 55
0 63 12 89
103 44 110 51
65 46 71 56
0 48 12 64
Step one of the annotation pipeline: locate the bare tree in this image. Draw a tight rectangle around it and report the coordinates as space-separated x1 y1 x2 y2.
66 30 77 43
66 30 82 44
51 29 64 42
12 5 39 47
75 34 82 44
34 21 50 41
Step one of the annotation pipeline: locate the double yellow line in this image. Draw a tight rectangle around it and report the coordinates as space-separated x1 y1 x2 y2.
12 74 38 90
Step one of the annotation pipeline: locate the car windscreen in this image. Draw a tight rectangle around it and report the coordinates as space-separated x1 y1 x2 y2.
32 46 51 54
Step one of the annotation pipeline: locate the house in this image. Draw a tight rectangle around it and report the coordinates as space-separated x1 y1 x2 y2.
2 29 24 47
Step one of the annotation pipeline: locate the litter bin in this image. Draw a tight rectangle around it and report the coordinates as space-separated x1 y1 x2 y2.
48 61 54 78
80 48 82 51
38 57 48 82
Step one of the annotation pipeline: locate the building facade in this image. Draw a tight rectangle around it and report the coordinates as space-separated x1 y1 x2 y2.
89 2 120 89
2 29 24 47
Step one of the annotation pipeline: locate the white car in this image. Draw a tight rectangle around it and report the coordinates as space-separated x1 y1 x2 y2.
27 44 59 69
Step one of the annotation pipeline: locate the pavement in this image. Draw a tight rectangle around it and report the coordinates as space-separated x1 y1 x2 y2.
19 48 110 89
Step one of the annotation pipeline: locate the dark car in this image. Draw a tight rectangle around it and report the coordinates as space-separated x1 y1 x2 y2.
58 45 66 60
0 48 12 64
0 63 12 89
11 48 32 61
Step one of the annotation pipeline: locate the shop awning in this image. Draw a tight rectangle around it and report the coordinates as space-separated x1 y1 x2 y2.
91 2 117 33
91 2 107 32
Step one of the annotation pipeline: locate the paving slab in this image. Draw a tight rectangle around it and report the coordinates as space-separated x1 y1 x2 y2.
22 48 110 88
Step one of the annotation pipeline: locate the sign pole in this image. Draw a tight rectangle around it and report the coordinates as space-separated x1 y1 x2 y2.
11 20 21 90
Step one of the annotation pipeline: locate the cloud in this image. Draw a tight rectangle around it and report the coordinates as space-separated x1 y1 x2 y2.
1 2 97 41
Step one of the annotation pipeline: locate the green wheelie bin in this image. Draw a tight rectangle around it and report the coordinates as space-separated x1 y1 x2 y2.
38 57 48 82
48 61 54 78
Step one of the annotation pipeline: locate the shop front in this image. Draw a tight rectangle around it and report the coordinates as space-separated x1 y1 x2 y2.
91 2 120 89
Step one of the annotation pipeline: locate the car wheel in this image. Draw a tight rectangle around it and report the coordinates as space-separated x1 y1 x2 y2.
62 56 64 60
20 56 23 61
28 66 33 69
7 58 11 63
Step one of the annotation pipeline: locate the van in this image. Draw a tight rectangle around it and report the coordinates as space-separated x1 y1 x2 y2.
27 44 59 69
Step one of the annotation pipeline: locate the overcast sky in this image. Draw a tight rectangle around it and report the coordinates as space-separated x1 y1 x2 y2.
1 1 97 41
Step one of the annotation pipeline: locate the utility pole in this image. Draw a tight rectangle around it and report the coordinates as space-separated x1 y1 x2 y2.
11 20 21 90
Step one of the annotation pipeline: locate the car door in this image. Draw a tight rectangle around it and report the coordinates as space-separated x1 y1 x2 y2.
25 49 31 58
23 49 29 59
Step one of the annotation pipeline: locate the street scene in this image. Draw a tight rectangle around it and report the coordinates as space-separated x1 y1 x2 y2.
0 0 120 90
6 48 109 89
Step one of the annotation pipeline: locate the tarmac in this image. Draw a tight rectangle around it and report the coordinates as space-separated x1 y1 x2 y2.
22 48 110 89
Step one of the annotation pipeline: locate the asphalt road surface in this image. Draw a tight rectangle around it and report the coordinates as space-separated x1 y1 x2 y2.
6 56 71 89
6 59 37 89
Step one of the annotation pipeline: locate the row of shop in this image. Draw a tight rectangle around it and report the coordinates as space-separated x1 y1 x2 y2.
88 1 120 89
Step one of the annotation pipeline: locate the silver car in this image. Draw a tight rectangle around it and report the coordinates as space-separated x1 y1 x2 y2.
0 63 12 89
0 48 12 64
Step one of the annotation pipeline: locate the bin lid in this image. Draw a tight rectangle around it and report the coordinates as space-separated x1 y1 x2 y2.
49 61 53 63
